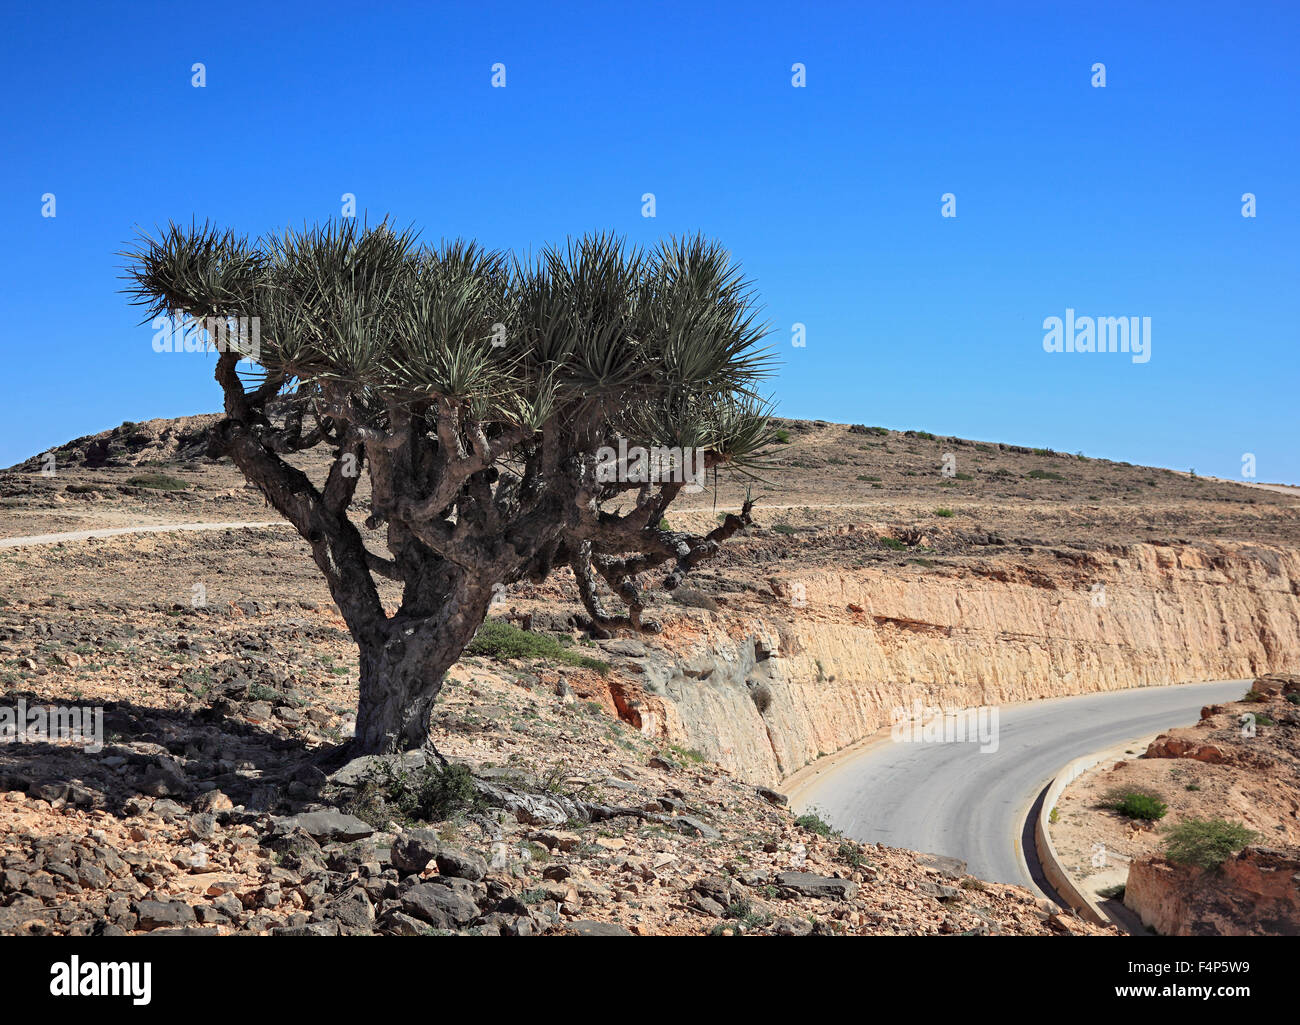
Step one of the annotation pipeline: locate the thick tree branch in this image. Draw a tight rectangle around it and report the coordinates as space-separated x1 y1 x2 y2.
210 355 385 641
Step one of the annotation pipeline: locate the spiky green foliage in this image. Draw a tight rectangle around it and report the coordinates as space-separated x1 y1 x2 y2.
124 221 776 471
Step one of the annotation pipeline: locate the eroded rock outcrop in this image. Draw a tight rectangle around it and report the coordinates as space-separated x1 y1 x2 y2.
1125 847 1300 936
622 540 1300 785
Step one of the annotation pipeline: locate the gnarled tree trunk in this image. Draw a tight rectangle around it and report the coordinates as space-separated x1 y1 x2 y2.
353 638 447 755
351 584 494 755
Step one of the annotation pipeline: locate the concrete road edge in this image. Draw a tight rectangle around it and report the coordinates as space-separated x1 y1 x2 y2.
1032 733 1161 926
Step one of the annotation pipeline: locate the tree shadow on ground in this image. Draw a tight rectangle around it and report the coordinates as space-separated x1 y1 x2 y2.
0 685 341 818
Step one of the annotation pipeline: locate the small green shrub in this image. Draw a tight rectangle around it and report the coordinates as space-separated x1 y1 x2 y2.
126 472 189 491
1162 818 1258 870
794 811 835 837
722 898 751 919
345 761 482 825
773 429 790 444
1118 793 1168 820
1026 468 1066 481
722 898 770 930
468 619 609 674
1103 788 1168 821
933 508 955 518
1097 883 1126 900
836 840 869 868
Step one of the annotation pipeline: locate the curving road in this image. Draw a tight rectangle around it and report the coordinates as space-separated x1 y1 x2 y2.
791 680 1251 892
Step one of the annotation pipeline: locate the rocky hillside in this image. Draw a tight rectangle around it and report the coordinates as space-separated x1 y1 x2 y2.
1 411 1296 936
0 570 1107 936
9 415 220 472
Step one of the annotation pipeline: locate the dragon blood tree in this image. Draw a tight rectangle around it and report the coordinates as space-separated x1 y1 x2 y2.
125 221 775 755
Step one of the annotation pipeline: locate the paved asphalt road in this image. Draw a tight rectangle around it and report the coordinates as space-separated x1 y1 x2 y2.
791 680 1252 891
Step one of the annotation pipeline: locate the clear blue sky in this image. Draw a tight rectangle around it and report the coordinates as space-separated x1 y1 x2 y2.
2 1 1296 481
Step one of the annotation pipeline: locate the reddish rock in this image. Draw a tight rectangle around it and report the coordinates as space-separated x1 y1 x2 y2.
1144 735 1227 763
1126 846 1300 936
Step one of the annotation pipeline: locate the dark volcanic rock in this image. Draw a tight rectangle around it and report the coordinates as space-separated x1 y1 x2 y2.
399 881 479 929
434 847 488 882
390 829 441 875
133 900 197 931
775 872 859 900
566 920 633 936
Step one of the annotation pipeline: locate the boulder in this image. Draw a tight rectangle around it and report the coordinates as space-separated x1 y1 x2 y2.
435 847 488 882
273 810 375 843
1144 736 1227 763
400 881 479 928
326 886 376 932
328 750 427 788
133 900 197 931
775 872 859 900
566 920 633 936
391 828 442 875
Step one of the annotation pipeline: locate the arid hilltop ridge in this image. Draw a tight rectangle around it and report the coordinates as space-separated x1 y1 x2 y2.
7 412 1300 546
0 413 1296 935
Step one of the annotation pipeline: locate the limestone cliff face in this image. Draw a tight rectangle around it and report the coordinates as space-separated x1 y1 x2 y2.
1124 847 1300 936
627 541 1300 786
